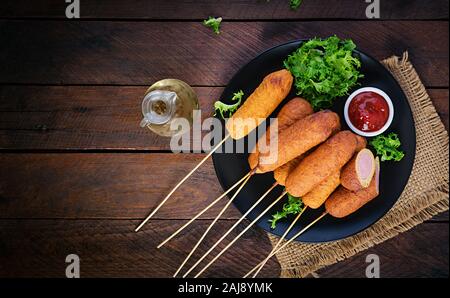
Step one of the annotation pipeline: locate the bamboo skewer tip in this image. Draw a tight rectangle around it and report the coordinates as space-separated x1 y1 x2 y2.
190 190 288 278
134 134 231 233
173 172 253 277
245 211 328 277
179 182 279 278
250 206 308 278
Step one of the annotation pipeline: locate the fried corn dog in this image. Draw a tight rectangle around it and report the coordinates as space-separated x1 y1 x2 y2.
302 170 341 209
248 98 313 170
257 110 341 173
326 157 380 218
226 69 293 140
285 131 361 197
341 148 376 191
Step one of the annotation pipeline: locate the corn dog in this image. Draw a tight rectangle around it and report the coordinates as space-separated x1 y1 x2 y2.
226 69 293 140
246 159 381 277
302 170 340 209
273 155 304 186
277 98 314 130
341 148 376 191
137 71 293 232
326 157 380 218
285 130 361 197
248 98 313 170
257 110 341 173
355 135 367 151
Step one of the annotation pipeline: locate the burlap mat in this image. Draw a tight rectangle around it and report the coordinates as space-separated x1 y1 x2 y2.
269 52 449 278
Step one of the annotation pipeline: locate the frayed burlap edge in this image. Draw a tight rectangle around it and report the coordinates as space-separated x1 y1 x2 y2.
268 52 449 278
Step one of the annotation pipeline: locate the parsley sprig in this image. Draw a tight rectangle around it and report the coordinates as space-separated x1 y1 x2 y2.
370 132 405 162
214 90 244 119
269 193 303 229
203 16 222 35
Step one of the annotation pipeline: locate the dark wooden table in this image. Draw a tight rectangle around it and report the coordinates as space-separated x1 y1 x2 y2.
0 0 448 278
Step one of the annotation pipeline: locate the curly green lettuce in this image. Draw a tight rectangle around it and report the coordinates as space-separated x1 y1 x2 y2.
269 192 303 229
214 90 244 119
370 132 405 162
290 0 303 10
203 16 222 34
284 35 363 110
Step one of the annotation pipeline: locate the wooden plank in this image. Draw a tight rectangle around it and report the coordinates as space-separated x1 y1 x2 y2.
0 219 280 278
0 86 447 151
429 89 449 131
0 86 220 150
430 211 449 222
0 153 244 219
0 21 447 87
1 153 447 221
318 223 449 278
0 0 448 20
0 220 446 277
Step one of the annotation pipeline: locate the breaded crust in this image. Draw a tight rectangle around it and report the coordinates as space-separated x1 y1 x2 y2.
274 155 304 186
355 135 367 151
248 98 313 169
285 130 359 197
302 170 341 209
257 110 341 173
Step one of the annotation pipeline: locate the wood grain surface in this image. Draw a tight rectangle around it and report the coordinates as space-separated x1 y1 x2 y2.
0 220 446 278
0 219 280 278
0 1 448 278
0 153 240 219
0 86 446 150
0 153 447 221
0 21 448 87
318 223 449 278
0 86 219 150
0 0 448 20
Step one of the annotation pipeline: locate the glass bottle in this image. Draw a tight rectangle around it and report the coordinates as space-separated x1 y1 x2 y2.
140 79 199 137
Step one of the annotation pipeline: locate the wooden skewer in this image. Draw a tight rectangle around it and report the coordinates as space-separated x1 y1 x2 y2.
187 191 288 278
173 172 253 277
248 206 308 278
157 170 253 248
245 212 328 276
135 134 231 232
178 182 279 277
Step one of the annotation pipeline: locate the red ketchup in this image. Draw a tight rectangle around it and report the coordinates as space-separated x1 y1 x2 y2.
348 91 389 132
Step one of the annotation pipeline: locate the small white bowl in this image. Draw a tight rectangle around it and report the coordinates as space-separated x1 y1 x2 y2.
344 87 394 137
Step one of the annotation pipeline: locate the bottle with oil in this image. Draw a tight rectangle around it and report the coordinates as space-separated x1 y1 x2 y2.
140 79 199 137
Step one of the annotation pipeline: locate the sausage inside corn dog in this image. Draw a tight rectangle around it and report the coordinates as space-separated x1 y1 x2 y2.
325 157 380 218
257 110 341 173
226 69 293 140
248 98 313 170
341 148 376 191
285 130 362 197
302 170 341 209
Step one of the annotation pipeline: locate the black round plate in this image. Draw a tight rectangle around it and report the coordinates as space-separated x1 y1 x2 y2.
212 40 416 243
